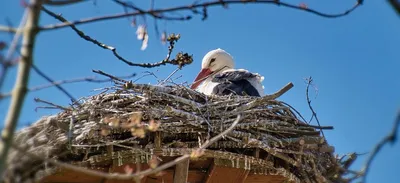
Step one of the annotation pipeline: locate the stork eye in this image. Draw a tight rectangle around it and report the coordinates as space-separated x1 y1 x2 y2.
210 58 216 63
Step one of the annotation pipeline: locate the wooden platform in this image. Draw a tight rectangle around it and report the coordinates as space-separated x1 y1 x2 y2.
42 156 292 183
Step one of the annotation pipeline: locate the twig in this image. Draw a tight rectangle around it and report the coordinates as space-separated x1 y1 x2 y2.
34 97 71 111
40 0 362 31
112 0 192 21
92 70 128 83
9 115 241 180
44 0 87 6
0 73 136 99
0 25 17 33
5 11 27 61
41 7 189 68
0 0 43 176
0 11 28 91
232 82 293 113
305 77 324 137
31 73 136 90
360 111 400 183
31 64 77 102
389 0 400 15
133 71 160 83
158 67 180 85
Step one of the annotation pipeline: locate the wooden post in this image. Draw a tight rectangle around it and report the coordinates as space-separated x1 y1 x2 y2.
173 158 190 183
154 131 162 155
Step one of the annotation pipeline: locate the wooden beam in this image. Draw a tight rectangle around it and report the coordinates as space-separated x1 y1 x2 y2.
244 173 291 183
173 158 190 183
204 162 249 183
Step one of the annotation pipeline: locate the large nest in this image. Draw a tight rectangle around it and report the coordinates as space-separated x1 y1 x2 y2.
4 83 349 183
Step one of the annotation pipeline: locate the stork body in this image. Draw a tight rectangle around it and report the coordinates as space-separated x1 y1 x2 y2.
191 49 264 97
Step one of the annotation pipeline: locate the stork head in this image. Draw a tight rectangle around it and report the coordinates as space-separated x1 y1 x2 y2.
191 48 234 89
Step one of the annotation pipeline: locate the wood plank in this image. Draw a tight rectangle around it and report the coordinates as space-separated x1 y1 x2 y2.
42 167 108 183
173 158 190 183
147 170 205 183
204 163 249 183
244 173 290 183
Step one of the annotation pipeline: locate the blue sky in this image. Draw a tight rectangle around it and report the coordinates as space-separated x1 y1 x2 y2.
1 0 399 182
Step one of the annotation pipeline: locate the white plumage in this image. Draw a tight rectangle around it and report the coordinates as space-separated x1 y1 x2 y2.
191 49 265 97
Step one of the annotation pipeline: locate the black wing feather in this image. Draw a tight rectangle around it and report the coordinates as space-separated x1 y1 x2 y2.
211 71 260 97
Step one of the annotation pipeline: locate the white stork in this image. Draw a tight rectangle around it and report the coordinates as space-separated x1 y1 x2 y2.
190 48 264 97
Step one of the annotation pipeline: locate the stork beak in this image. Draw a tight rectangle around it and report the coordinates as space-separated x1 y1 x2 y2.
190 68 213 89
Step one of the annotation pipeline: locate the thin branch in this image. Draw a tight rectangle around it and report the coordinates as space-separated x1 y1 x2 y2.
0 11 28 91
0 0 43 176
360 111 400 183
0 73 136 99
305 77 324 137
31 64 77 102
133 71 160 83
0 25 17 33
5 11 28 62
389 0 400 15
158 67 180 85
41 7 191 68
92 70 128 83
44 0 87 6
112 0 192 21
9 115 241 180
34 97 71 111
231 82 293 113
40 0 361 31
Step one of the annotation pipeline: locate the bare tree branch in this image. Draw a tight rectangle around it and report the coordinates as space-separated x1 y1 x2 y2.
34 97 71 111
0 73 136 99
44 0 87 6
31 64 77 102
0 25 17 33
0 0 43 176
41 7 191 68
40 0 362 31
360 111 400 183
0 11 28 91
305 77 325 138
92 69 128 84
112 0 192 21
8 115 242 180
159 67 181 85
389 0 400 15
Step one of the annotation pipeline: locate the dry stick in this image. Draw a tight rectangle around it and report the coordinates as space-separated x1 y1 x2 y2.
41 7 182 68
0 0 43 176
10 115 242 180
231 82 293 113
92 70 128 83
361 111 400 183
159 67 180 85
40 0 362 31
34 98 71 111
31 64 77 102
0 73 136 99
305 77 324 137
